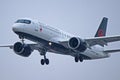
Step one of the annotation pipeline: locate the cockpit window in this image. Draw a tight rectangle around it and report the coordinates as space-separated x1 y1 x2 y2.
15 19 31 24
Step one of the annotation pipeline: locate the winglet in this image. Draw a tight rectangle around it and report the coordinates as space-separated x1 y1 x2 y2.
95 17 108 37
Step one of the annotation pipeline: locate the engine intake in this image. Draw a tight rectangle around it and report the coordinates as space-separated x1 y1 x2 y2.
13 42 32 57
68 37 87 52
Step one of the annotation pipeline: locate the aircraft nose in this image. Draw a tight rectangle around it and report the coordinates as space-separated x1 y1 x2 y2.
12 23 23 33
12 24 17 32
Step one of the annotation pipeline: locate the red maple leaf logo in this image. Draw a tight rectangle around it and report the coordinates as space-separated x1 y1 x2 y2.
98 29 104 37
40 28 42 32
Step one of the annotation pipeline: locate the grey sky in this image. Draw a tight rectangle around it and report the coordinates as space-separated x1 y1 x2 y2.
0 0 120 80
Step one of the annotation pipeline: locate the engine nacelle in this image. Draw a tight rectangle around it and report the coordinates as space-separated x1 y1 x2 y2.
13 42 32 57
68 37 87 52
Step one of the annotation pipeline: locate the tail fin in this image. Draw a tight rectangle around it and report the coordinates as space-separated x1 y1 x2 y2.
95 17 108 37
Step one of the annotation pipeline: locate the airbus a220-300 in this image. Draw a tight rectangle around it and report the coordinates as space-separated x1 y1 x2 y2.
1 17 120 65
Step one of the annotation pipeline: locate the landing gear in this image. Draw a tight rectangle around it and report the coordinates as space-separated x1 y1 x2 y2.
45 58 49 65
75 56 79 62
39 49 49 65
40 56 49 65
74 56 83 62
19 35 24 43
41 58 49 65
41 59 45 65
79 56 83 62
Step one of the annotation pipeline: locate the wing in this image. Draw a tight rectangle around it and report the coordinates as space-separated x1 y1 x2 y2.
85 35 120 47
0 45 13 49
0 44 39 51
0 43 57 53
59 35 120 48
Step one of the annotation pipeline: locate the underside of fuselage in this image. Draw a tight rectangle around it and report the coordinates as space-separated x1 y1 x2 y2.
14 31 91 60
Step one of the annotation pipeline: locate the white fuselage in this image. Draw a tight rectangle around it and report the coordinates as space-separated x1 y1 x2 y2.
12 18 110 60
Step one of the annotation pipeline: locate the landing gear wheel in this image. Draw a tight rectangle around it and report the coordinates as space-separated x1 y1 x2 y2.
75 57 79 62
40 59 49 65
79 57 83 62
41 59 45 65
45 58 49 65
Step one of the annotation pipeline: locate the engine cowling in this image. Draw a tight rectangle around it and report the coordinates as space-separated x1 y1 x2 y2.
13 42 32 57
68 37 87 52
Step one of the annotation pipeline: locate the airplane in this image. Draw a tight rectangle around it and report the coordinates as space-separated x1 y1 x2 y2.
1 17 120 65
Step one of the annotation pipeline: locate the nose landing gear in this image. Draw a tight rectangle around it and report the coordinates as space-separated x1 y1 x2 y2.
19 35 50 65
19 35 25 43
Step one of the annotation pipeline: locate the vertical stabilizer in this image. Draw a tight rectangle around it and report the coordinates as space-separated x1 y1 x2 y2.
95 17 108 37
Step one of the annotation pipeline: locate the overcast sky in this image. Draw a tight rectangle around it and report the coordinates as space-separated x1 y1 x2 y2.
0 0 120 80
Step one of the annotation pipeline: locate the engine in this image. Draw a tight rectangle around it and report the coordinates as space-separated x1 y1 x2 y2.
13 42 32 57
68 37 87 52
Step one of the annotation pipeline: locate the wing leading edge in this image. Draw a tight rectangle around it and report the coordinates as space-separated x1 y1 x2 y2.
85 35 120 47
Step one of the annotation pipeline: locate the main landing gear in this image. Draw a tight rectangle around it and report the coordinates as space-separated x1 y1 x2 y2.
74 56 83 62
39 49 49 65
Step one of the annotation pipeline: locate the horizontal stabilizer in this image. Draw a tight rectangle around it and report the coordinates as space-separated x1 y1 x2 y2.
104 49 120 54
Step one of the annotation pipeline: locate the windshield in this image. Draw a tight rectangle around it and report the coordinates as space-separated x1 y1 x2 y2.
15 19 31 24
